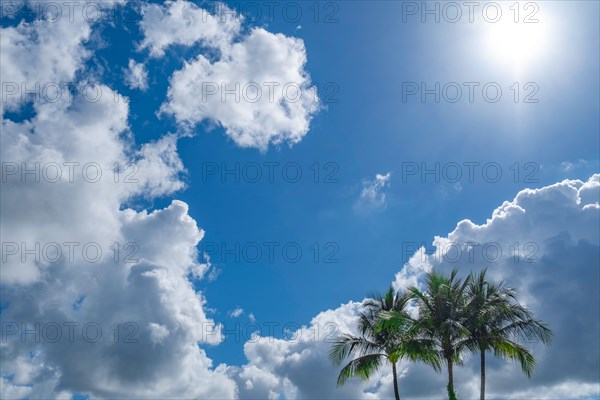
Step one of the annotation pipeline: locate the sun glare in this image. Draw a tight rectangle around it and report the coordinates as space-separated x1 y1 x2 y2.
483 12 551 72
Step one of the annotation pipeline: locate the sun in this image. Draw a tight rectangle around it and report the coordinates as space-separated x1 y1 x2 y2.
483 17 550 71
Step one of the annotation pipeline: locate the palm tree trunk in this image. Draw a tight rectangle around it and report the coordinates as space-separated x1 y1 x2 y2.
392 361 401 400
447 358 457 400
480 349 486 400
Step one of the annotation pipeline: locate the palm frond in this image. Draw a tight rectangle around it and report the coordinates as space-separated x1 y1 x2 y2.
336 354 385 386
492 339 536 378
329 334 382 365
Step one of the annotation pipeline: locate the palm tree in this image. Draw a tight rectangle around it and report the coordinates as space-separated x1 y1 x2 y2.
329 287 440 400
464 269 553 400
410 270 472 400
381 270 471 400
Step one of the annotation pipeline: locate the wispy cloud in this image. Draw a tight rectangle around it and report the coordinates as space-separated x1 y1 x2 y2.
355 172 392 211
228 307 244 318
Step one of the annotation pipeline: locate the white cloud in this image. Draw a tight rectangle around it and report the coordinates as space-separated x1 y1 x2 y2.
161 26 320 151
0 3 90 113
139 0 320 151
392 246 432 295
124 59 149 91
1 376 33 400
560 159 590 173
1 96 236 398
228 307 244 318
355 172 392 211
138 0 241 57
148 322 170 346
0 3 237 397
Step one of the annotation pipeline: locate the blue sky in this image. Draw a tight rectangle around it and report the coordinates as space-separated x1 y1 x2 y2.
1 1 599 399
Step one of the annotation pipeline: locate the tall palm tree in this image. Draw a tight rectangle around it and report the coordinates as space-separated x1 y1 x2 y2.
329 287 440 400
410 270 471 400
464 269 553 400
381 270 472 400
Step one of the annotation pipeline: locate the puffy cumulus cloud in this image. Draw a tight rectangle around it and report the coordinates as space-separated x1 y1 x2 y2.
236 176 599 399
0 0 125 113
392 247 432 299
139 1 320 150
0 86 189 284
124 59 149 91
0 4 89 112
392 175 600 399
161 27 320 151
0 98 236 397
1 253 234 398
418 175 600 399
138 0 242 57
0 4 236 398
